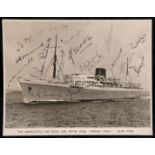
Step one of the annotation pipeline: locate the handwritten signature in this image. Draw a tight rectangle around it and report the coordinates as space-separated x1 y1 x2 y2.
111 48 123 68
129 34 146 50
129 56 145 75
63 29 82 44
68 35 93 64
16 43 44 63
80 53 104 72
30 38 52 76
9 38 53 86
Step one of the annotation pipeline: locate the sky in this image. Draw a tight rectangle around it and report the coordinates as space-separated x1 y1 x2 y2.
3 20 152 90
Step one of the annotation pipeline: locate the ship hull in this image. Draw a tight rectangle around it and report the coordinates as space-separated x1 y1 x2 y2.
19 80 150 103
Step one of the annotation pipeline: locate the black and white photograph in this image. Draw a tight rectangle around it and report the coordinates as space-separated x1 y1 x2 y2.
3 19 152 136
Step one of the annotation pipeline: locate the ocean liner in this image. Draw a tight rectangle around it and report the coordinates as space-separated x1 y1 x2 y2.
19 35 149 103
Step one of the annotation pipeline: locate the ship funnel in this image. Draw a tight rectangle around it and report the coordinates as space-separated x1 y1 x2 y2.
95 68 106 78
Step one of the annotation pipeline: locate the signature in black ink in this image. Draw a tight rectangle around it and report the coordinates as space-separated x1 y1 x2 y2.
129 56 145 75
16 35 36 53
39 38 52 60
63 29 82 44
31 38 52 76
79 42 93 54
9 38 52 86
27 57 33 65
80 53 104 72
129 34 146 50
64 35 75 44
16 43 44 63
111 48 123 68
68 35 92 64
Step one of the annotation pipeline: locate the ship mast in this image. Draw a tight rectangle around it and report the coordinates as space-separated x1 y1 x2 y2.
53 34 57 79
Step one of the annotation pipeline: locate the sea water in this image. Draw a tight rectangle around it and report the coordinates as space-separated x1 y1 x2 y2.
5 91 151 128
